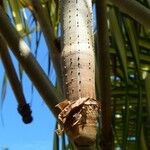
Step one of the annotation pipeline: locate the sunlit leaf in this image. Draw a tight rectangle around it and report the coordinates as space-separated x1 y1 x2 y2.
145 73 150 120
123 18 140 69
21 8 31 46
1 74 7 108
61 133 66 150
8 0 24 34
108 7 128 81
18 63 23 83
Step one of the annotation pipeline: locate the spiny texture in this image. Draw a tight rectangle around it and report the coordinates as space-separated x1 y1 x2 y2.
61 0 95 100
56 97 100 146
56 0 100 148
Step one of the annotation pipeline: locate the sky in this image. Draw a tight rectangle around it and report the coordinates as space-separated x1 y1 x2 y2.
0 34 56 150
0 4 97 150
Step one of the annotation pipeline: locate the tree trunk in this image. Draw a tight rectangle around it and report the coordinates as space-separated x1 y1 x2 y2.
56 0 100 149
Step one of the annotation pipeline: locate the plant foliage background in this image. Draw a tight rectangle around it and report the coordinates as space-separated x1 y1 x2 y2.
0 0 150 149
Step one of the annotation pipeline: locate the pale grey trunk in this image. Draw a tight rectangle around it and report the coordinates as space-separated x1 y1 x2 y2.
61 0 95 100
59 0 98 148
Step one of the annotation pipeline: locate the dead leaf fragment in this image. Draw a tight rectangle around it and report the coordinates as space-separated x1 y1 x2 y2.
56 97 100 128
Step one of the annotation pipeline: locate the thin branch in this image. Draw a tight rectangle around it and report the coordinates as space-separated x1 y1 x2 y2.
0 34 33 123
0 6 61 116
96 0 113 149
0 35 26 106
111 0 150 28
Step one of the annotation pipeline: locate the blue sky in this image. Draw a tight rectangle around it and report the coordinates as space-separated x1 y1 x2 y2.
0 34 56 150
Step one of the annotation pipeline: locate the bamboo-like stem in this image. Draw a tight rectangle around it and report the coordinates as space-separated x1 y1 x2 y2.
30 0 63 95
111 0 150 28
0 34 33 123
0 35 26 106
0 6 61 116
96 0 113 150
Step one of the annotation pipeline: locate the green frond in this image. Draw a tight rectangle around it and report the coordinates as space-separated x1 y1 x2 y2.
8 0 24 34
1 73 7 108
108 7 128 81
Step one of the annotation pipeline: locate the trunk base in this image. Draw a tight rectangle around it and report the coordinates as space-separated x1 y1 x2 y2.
72 124 96 146
68 103 99 147
56 98 100 147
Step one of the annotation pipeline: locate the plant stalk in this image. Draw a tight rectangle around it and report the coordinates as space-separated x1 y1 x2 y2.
96 0 113 149
0 35 26 106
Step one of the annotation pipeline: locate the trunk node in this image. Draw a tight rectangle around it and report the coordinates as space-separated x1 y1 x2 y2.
56 97 100 147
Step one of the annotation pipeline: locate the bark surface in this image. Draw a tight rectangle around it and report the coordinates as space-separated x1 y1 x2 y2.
61 0 95 100
56 0 100 149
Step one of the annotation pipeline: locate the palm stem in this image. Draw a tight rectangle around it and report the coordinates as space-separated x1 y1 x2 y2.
0 34 33 123
0 35 26 105
96 0 113 149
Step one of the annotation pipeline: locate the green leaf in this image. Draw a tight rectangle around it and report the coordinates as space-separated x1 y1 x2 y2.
122 18 143 149
53 122 59 150
2 0 8 11
21 8 31 46
108 7 128 81
8 0 24 35
48 0 59 36
66 138 75 150
61 133 66 150
123 18 140 69
145 73 150 120
1 73 7 109
139 38 150 49
140 126 148 150
18 63 23 83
